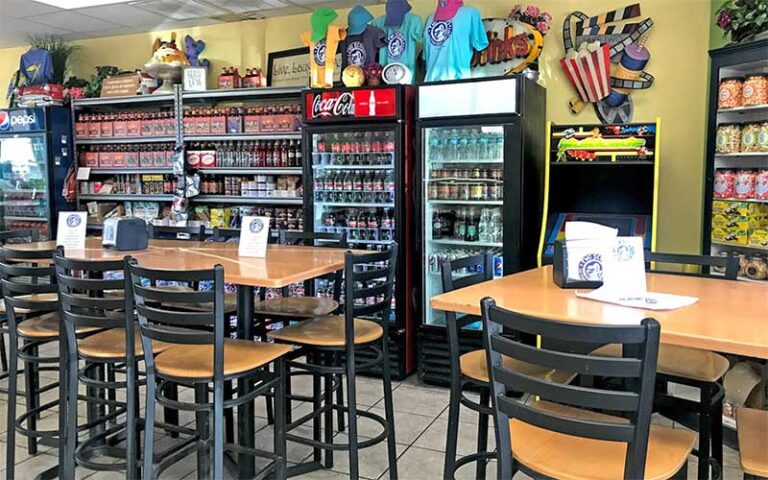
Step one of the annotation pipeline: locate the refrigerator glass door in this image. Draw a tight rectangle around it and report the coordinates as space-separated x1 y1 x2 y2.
422 124 505 328
0 134 50 240
310 127 398 324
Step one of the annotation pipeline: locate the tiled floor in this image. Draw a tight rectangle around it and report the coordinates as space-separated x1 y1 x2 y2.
0 373 746 479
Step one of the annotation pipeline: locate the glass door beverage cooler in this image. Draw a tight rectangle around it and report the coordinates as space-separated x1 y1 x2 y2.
0 107 74 240
302 86 416 378
415 77 546 385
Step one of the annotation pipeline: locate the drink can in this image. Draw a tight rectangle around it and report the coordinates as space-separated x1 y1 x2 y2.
493 254 504 278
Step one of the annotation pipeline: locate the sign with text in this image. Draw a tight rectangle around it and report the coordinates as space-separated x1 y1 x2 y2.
470 18 543 78
238 216 270 258
56 212 87 250
183 67 207 91
304 87 398 121
0 108 45 133
101 74 140 98
268 47 342 87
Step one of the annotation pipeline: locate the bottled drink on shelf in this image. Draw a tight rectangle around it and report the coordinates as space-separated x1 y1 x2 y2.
317 207 395 243
186 140 302 168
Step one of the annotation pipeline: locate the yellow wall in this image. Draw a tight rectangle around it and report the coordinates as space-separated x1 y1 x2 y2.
0 0 712 254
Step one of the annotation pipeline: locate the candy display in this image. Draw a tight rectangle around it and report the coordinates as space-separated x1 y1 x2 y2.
734 169 757 199
741 122 761 152
759 122 768 152
713 169 735 199
715 123 742 153
718 76 743 109
756 169 768 200
742 74 768 106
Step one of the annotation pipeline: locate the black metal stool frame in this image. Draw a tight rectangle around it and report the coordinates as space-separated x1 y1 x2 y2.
273 246 399 480
127 258 287 480
440 252 495 480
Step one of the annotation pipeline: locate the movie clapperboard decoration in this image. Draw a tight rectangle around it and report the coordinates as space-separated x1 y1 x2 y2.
560 4 655 124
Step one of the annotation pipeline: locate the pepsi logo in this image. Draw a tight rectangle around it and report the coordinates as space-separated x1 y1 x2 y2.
0 112 9 131
10 114 36 127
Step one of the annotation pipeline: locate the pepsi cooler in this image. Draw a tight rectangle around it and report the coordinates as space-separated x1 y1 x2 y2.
302 85 416 378
0 107 74 240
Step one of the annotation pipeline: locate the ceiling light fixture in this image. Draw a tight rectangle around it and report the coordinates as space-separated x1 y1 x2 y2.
32 0 131 9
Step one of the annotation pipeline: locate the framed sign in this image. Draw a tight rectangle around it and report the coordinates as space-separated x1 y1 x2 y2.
101 74 140 97
267 47 342 87
470 18 544 78
183 66 207 91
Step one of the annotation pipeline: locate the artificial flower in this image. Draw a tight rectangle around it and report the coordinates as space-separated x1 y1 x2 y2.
525 5 540 17
536 21 550 34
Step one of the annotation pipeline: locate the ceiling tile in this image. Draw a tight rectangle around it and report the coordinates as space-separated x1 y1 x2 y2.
1 0 62 16
75 4 167 27
23 10 121 32
130 0 227 21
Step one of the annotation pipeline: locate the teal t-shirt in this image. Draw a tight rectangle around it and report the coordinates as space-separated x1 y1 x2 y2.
423 6 489 82
372 13 424 76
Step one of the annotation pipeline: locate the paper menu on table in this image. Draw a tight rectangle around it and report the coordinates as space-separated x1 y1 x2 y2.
238 216 270 258
576 290 699 311
56 212 87 250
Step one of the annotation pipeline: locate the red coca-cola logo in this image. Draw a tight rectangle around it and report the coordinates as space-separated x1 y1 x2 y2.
311 92 355 118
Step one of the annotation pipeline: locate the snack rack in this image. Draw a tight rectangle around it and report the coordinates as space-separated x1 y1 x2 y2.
537 119 661 266
72 86 305 237
703 40 768 286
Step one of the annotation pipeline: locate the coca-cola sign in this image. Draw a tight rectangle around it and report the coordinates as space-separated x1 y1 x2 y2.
305 88 398 121
311 91 355 118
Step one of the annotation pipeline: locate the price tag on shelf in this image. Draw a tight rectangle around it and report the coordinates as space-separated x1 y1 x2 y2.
76 167 91 181
56 212 87 250
238 216 270 258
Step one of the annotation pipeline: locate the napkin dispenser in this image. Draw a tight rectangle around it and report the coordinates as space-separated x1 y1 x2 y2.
102 217 149 251
553 241 603 289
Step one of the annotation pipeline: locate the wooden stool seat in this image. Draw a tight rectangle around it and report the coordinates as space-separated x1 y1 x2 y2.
593 343 730 382
154 339 292 379
459 349 575 384
0 293 59 314
736 407 768 478
17 312 101 338
253 297 339 318
78 328 173 360
509 401 696 480
269 315 383 347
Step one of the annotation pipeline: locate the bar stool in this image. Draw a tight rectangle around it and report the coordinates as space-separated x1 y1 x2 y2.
481 298 696 480
0 246 100 479
126 258 292 479
440 253 575 480
736 407 768 480
53 251 181 477
0 229 43 378
593 252 737 479
269 246 399 480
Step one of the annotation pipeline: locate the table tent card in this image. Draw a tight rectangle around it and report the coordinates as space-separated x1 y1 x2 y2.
576 236 699 311
564 221 618 282
239 216 271 258
56 211 87 250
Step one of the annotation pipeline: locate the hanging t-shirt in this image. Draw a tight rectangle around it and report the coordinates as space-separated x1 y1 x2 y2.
301 26 346 88
371 13 423 75
338 26 387 71
422 6 488 82
20 48 54 85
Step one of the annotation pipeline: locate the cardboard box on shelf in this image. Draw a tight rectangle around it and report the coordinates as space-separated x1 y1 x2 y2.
712 200 768 217
712 226 749 245
748 229 768 248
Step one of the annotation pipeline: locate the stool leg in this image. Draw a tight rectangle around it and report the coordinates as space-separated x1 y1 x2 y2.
213 378 224 480
285 365 293 424
224 380 235 444
345 346 359 479
323 370 334 469
23 342 38 454
164 382 179 438
698 384 712 479
125 360 138 480
274 359 287 480
106 365 117 426
195 383 210 479
6 332 18 480
476 390 490 480
444 377 461 479
65 354 79 476
142 373 156 480
712 383 724 476
381 344 398 480
0 326 8 372
312 358 322 464
335 350 345 432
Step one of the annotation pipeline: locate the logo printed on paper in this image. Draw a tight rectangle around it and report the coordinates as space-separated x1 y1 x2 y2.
387 32 406 59
0 112 9 131
578 253 603 281
248 218 265 233
66 214 82 228
313 41 327 66
428 20 453 47
311 92 355 118
613 242 636 262
346 41 367 66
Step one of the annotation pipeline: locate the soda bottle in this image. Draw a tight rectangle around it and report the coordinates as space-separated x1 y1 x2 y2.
288 140 297 167
432 212 443 239
465 208 478 242
478 208 490 243
455 208 466 239
458 129 469 160
429 131 441 162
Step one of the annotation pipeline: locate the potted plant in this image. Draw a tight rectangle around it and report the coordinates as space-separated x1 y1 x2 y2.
26 34 80 85
716 0 768 43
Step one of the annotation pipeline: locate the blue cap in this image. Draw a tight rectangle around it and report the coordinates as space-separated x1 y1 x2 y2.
347 5 374 35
